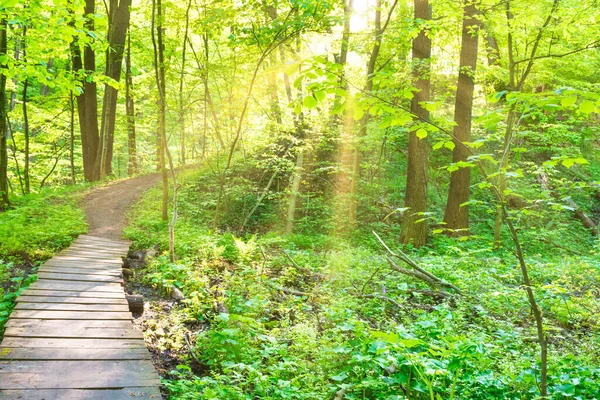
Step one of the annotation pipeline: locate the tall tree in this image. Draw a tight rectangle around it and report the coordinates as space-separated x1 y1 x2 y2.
21 23 30 193
178 0 192 165
401 0 431 247
349 0 398 223
72 0 100 182
0 16 8 211
97 0 132 179
125 29 137 175
152 0 168 221
443 0 481 234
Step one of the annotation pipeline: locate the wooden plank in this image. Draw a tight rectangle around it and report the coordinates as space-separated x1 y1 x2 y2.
0 347 150 360
15 296 127 305
44 260 122 268
52 256 123 264
38 267 122 276
14 303 129 312
77 235 130 244
58 245 127 257
77 235 131 245
29 281 123 292
0 338 146 349
70 241 130 249
4 325 142 339
10 310 132 320
20 289 125 299
6 319 133 329
37 272 122 283
52 254 123 264
63 244 128 251
0 387 162 399
58 249 126 257
0 360 160 389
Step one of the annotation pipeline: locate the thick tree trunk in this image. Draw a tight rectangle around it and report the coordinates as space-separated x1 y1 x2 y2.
125 30 137 175
401 0 431 247
443 0 481 234
72 0 100 182
97 0 132 179
0 17 9 211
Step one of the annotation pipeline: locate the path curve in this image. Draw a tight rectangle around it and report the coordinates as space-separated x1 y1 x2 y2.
84 174 161 240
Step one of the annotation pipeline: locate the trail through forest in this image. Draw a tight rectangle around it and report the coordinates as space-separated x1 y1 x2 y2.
84 173 161 239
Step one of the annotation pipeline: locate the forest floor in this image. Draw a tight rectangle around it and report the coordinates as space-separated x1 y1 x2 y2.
84 173 162 239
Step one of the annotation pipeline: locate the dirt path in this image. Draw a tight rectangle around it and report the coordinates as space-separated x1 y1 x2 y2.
84 174 161 240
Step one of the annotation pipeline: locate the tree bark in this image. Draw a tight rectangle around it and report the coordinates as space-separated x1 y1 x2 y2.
443 0 481 234
69 91 76 185
0 17 9 211
72 0 100 182
178 0 192 165
125 29 137 175
97 0 132 179
152 0 168 221
401 0 431 247
22 79 30 193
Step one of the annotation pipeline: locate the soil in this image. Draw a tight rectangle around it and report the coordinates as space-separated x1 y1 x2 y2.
83 173 162 240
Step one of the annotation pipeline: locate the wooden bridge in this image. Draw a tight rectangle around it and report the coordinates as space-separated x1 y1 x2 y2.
0 235 162 399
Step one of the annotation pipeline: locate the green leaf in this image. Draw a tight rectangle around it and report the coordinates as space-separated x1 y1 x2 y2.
443 141 455 150
314 90 326 101
353 106 364 121
0 0 21 7
560 96 577 107
579 100 596 114
303 96 318 109
415 128 427 139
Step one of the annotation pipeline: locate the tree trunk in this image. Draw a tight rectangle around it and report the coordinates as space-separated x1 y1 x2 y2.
401 0 431 247
178 0 192 165
286 151 304 234
152 0 168 222
22 79 30 193
72 0 100 182
97 0 132 179
0 17 9 211
281 45 305 234
40 58 54 96
125 29 137 175
69 91 76 185
350 0 398 224
443 0 481 234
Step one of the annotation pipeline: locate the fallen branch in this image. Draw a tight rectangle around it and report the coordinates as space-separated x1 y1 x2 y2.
359 293 405 310
267 281 309 297
539 171 598 236
373 231 462 295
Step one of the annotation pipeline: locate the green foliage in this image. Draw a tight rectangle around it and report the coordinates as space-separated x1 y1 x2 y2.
0 185 87 335
126 164 600 399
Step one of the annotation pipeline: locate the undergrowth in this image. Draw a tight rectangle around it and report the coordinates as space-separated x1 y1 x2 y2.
125 164 600 400
0 186 88 336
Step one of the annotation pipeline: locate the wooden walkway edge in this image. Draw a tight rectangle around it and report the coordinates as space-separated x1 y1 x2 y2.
0 235 162 399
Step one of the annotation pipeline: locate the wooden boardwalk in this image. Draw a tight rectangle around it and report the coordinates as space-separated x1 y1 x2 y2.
0 235 162 399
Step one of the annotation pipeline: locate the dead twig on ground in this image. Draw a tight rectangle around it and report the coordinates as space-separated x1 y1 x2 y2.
373 231 462 295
